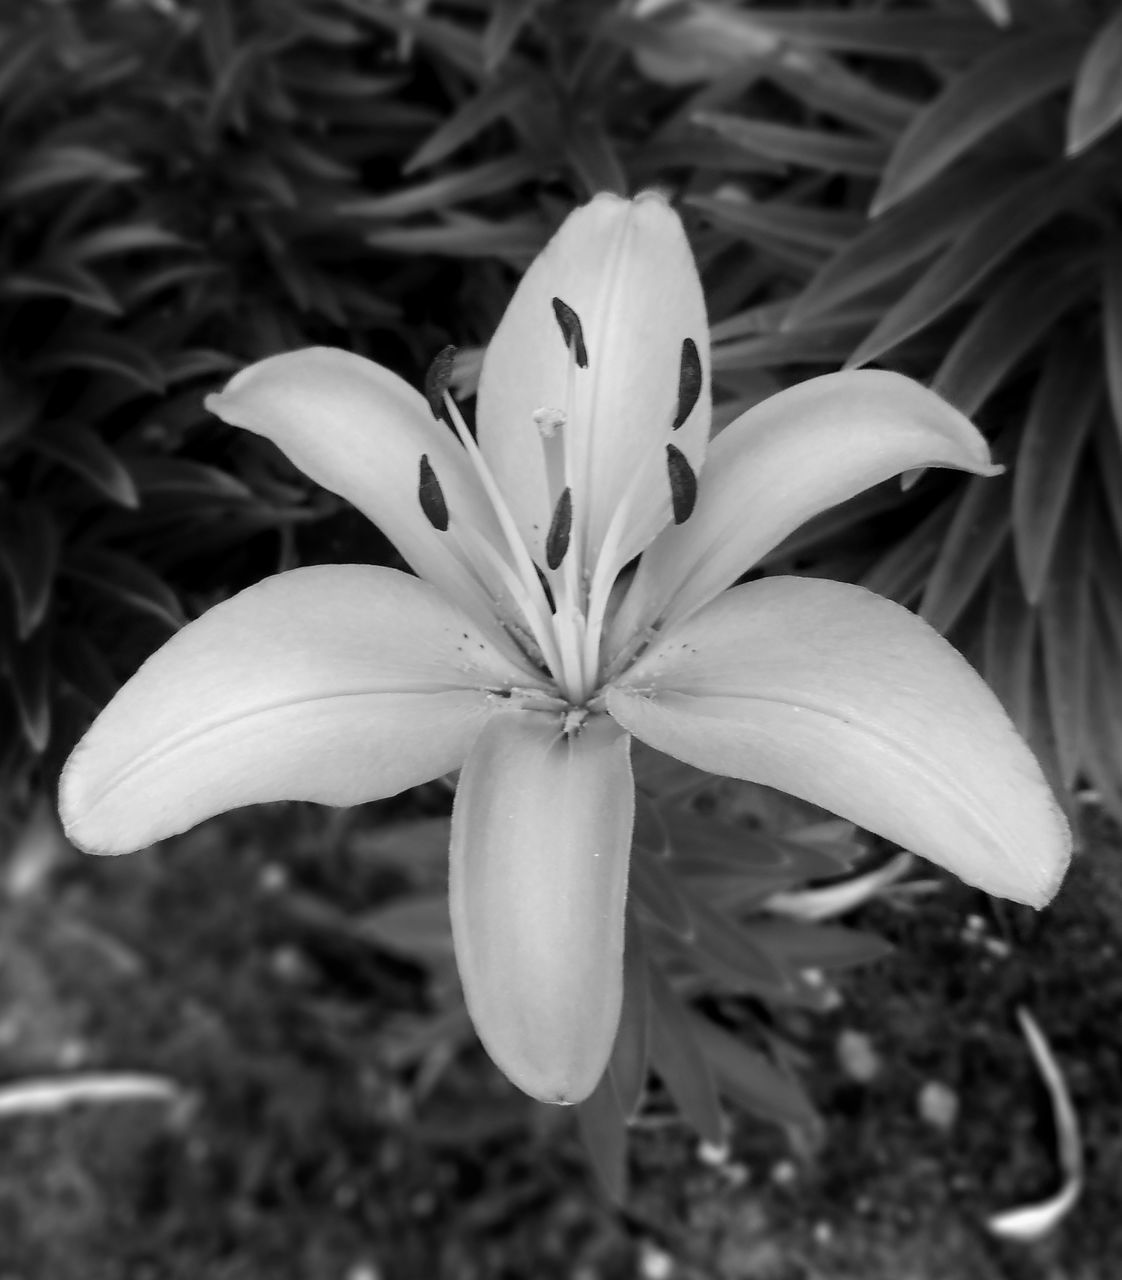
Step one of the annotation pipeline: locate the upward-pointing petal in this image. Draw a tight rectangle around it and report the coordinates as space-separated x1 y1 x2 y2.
60 566 532 856
477 192 710 569
607 577 1070 908
613 371 1000 645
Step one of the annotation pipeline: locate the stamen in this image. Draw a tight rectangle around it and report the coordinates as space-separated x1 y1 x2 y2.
418 454 449 531
424 345 457 417
532 406 567 438
551 297 588 368
545 487 573 570
666 444 698 524
672 338 702 430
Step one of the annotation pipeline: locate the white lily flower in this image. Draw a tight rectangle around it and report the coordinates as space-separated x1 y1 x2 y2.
59 192 1071 1105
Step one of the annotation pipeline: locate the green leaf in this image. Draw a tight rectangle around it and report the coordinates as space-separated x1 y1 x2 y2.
364 213 546 264
0 145 141 202
1102 244 1122 442
483 0 541 71
64 549 186 631
3 629 50 754
692 112 888 176
351 894 454 964
0 505 59 639
688 1014 818 1129
872 32 1083 215
337 156 538 221
631 847 694 939
1039 500 1091 790
713 317 875 371
31 420 140 508
405 76 535 172
768 50 915 138
737 10 1000 59
861 503 954 608
67 223 188 263
674 889 792 998
748 920 893 973
688 193 865 252
785 164 1012 327
846 167 1075 370
932 253 1093 416
2 262 121 315
982 556 1037 733
1012 339 1099 604
665 810 845 886
124 457 252 503
1067 7 1122 156
920 469 1012 636
607 912 650 1122
646 964 725 1145
52 629 120 712
575 1066 628 1202
32 332 166 393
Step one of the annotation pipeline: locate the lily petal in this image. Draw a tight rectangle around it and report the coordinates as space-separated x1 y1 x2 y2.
60 566 530 855
449 710 634 1104
476 192 710 570
607 577 1070 908
206 348 502 620
612 371 1001 644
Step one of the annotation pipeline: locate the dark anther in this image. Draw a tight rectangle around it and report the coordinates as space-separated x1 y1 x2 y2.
672 338 702 430
551 297 588 368
545 486 573 570
666 444 697 524
424 345 457 418
418 454 449 531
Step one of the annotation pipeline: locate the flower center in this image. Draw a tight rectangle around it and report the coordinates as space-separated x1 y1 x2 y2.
415 302 701 706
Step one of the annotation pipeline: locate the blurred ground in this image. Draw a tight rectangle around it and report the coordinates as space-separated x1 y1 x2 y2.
1 804 1119 1280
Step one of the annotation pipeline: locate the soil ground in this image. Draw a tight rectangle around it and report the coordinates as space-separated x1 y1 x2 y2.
1 802 1119 1280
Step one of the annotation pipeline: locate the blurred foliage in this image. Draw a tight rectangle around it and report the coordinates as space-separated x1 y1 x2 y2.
6 0 1122 1193
620 0 1122 822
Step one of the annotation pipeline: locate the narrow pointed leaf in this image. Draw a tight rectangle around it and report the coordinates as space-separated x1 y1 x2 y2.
920 469 1012 636
1067 8 1122 155
0 505 59 638
1012 340 1099 604
1040 503 1091 790
982 558 1037 733
749 920 893 973
688 1014 818 1128
691 113 888 176
848 168 1074 370
575 1071 628 1202
872 32 1083 215
607 912 650 1121
1103 246 1122 441
786 164 1013 328
30 420 140 508
647 964 725 1145
631 848 694 939
933 254 1093 416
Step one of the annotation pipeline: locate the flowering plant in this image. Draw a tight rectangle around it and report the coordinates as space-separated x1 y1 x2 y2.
59 192 1070 1105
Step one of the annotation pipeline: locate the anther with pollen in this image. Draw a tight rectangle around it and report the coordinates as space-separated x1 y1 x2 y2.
551 297 588 368
545 486 573 570
424 344 457 418
666 444 697 524
672 338 702 430
418 453 450 531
